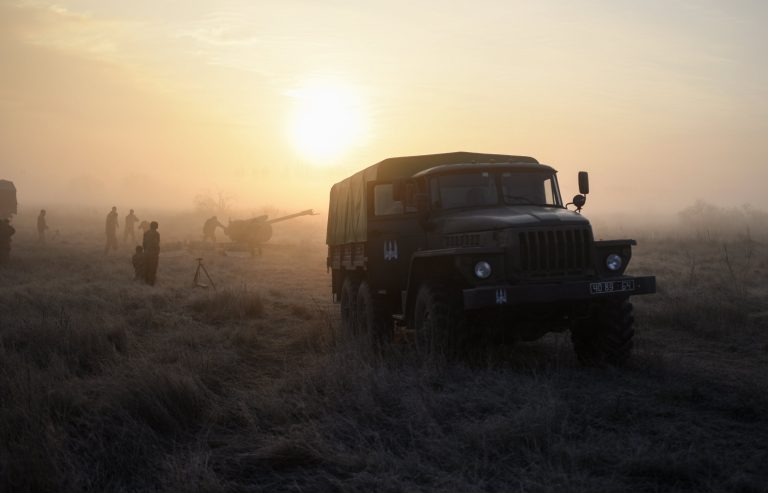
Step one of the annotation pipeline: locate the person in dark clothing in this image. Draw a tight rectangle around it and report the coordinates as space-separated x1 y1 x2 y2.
37 209 48 244
0 218 15 263
202 215 225 243
124 209 140 243
105 206 119 254
132 245 145 281
142 221 160 286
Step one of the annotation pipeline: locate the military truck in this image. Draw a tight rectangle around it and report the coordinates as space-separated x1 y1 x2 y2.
326 152 656 365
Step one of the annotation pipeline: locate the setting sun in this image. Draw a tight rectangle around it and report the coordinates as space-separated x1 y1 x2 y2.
288 79 367 164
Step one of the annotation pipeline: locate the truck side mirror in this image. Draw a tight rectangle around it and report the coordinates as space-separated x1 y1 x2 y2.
578 171 589 195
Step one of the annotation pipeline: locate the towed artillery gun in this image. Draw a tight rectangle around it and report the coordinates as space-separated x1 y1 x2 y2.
224 209 316 255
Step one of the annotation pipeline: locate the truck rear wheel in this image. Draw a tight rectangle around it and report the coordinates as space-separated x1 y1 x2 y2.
412 283 465 357
340 276 359 334
571 298 634 366
356 281 393 346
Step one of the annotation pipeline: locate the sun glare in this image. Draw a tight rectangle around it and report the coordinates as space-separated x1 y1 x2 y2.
288 79 366 164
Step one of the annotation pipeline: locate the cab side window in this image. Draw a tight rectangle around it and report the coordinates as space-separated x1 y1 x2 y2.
373 184 404 216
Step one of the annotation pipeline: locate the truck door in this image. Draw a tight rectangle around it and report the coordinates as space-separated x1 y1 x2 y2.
366 180 424 298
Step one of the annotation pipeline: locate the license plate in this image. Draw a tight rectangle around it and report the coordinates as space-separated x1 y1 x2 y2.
590 279 635 295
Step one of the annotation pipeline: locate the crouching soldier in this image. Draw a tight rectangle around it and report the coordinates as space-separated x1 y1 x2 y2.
132 245 145 281
203 215 225 244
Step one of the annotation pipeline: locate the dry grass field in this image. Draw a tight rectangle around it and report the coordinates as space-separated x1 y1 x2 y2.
1 217 768 492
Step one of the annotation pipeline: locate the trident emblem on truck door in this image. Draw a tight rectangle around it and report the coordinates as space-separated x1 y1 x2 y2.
495 288 508 305
384 240 399 261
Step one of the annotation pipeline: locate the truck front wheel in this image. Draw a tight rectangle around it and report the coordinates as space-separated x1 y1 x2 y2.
571 298 634 366
340 276 360 334
412 283 465 357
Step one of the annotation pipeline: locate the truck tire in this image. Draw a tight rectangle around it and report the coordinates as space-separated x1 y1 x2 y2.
356 281 393 346
412 283 465 357
571 298 634 366
340 277 360 334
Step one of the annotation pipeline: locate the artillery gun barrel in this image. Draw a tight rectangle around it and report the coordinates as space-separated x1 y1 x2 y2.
266 209 316 224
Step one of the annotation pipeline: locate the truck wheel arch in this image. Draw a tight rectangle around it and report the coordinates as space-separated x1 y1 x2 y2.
403 255 458 323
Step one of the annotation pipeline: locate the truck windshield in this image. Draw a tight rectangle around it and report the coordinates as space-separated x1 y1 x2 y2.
500 171 559 206
430 172 498 209
430 170 560 209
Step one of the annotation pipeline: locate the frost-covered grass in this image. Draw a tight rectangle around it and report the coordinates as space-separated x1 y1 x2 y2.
1 234 767 492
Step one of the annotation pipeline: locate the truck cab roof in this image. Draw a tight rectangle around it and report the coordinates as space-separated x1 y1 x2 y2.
413 161 556 178
368 152 539 181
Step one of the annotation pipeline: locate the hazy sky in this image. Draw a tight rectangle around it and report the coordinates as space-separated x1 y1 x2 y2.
1 0 767 213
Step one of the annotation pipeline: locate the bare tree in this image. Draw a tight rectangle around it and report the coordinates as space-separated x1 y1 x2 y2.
194 190 236 216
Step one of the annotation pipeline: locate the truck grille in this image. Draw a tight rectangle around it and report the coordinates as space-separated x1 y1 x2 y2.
518 228 592 277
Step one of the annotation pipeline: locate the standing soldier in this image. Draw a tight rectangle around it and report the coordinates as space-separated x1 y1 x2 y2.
202 215 225 244
124 209 140 244
142 221 160 286
138 220 150 236
105 206 119 254
0 218 15 263
37 209 48 244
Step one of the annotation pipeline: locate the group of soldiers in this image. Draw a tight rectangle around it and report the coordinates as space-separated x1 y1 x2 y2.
1 208 231 285
0 206 162 286
102 206 161 286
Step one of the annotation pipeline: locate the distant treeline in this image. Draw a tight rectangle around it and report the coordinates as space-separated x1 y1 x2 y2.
678 201 768 241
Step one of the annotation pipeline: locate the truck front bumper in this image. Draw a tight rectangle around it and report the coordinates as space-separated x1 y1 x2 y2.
462 275 656 310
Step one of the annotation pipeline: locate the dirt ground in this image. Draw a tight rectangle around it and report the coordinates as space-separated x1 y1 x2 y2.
1 218 767 492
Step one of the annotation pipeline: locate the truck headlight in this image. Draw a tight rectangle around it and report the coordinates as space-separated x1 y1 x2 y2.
606 253 623 271
474 261 492 279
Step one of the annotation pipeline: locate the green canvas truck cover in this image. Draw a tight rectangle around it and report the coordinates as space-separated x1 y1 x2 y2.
326 152 538 246
0 180 17 218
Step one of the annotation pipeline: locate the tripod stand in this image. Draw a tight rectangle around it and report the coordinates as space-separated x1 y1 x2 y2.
193 257 216 289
